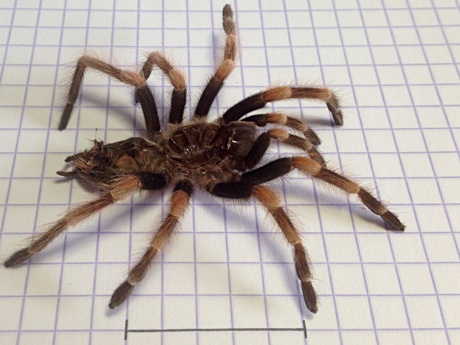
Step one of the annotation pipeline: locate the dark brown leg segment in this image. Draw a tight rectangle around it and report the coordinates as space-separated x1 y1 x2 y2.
223 86 343 126
252 185 318 313
109 181 193 309
4 176 141 267
194 4 237 118
141 52 187 124
59 54 160 135
244 132 270 170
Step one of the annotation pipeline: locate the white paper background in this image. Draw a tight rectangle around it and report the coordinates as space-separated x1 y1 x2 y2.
1 0 459 344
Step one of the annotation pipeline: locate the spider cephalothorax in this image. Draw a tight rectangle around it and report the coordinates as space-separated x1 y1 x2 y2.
5 5 404 314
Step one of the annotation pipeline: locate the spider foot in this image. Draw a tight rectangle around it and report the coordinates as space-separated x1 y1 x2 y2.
109 280 134 309
326 102 343 126
301 281 318 314
56 170 78 178
382 211 405 231
304 127 321 146
4 248 31 267
58 103 74 131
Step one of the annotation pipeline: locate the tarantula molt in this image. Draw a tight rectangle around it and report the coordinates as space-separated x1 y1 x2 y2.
4 5 404 314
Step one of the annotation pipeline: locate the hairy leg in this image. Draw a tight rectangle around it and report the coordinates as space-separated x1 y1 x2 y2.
59 54 160 137
253 185 318 313
208 181 318 313
223 86 343 126
4 175 141 267
238 157 405 230
194 4 237 118
109 181 193 309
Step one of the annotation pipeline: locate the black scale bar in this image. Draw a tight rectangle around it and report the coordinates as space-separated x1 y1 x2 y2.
124 319 307 340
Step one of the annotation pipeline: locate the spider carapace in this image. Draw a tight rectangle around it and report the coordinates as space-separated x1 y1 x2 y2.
4 5 404 314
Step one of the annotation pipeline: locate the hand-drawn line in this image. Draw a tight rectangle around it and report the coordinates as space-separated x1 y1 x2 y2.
124 319 307 340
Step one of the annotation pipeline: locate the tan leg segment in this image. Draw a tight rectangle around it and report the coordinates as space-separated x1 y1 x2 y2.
267 128 326 167
252 186 318 313
109 184 192 309
141 52 186 89
141 51 187 124
4 176 140 267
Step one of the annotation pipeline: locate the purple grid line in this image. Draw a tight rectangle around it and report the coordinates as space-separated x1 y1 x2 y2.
380 0 451 343
1 0 460 344
305 0 344 343
2 6 460 12
254 1 277 343
211 2 237 345
82 1 100 344
48 1 68 344
7 2 45 345
329 2 381 344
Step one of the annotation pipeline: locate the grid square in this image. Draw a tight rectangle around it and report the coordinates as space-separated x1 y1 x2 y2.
400 153 434 177
230 264 264 295
0 297 22 330
324 234 361 262
162 263 195 295
432 264 460 294
364 264 401 295
423 233 459 262
21 297 59 330
329 264 367 294
405 296 444 328
335 296 374 329
358 234 395 263
391 234 427 263
398 263 435 294
57 296 92 330
371 296 409 329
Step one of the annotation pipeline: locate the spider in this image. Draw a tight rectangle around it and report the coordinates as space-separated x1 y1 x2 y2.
4 5 404 314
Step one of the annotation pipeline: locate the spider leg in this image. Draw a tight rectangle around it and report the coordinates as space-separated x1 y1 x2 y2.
109 180 193 309
194 4 237 118
242 112 321 145
4 175 142 267
253 186 318 313
244 133 270 170
208 182 318 313
59 54 160 138
240 157 405 231
222 86 343 126
140 52 187 124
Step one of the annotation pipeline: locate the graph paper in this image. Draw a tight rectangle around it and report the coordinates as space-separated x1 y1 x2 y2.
0 0 459 344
